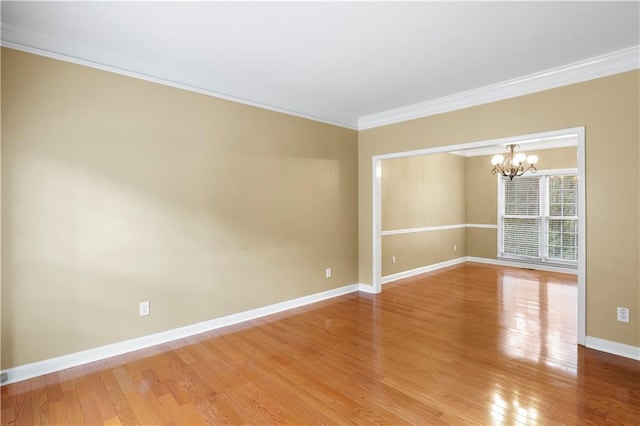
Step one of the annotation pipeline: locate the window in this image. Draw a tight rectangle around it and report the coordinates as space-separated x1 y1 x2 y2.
498 171 578 266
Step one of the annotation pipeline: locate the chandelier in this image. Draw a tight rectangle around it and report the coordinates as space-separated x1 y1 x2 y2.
490 144 538 180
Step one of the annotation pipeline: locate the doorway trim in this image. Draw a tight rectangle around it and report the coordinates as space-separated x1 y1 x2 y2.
371 126 586 345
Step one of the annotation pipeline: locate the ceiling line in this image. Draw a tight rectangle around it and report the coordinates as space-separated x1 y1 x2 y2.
1 21 638 131
359 46 639 130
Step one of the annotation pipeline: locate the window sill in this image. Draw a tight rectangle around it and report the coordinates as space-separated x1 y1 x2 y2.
497 256 578 270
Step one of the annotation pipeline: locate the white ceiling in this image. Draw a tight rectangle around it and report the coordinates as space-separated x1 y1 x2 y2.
2 1 639 129
449 133 577 157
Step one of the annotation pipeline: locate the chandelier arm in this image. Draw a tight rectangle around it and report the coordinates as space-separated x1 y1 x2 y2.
489 143 538 180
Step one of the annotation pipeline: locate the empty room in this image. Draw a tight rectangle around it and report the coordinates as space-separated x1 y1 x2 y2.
1 1 639 425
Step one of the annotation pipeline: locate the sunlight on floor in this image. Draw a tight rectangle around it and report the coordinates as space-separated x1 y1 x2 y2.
498 270 577 373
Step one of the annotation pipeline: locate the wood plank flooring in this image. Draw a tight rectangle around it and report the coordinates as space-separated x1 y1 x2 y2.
2 262 640 424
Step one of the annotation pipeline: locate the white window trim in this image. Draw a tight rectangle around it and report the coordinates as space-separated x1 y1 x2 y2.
497 168 578 267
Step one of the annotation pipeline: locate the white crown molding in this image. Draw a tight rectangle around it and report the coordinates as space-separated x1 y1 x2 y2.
0 283 361 385
2 23 638 133
0 23 359 130
359 46 640 130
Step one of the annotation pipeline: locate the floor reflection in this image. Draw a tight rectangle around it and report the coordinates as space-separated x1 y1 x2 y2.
498 269 577 373
5 264 637 424
491 392 539 425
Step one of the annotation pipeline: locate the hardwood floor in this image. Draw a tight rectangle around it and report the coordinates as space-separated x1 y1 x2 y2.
2 262 639 424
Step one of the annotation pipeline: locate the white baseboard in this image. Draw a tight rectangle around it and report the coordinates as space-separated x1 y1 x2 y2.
5 276 634 385
381 256 576 286
1 283 361 385
381 257 467 284
585 336 640 361
358 283 376 294
466 256 578 275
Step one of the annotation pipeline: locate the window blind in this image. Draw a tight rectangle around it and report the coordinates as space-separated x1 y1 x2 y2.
547 176 578 262
502 177 541 259
499 173 578 265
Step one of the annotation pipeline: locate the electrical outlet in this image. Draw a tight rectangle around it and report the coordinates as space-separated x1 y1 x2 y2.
617 307 629 323
453 245 457 252
325 268 332 279
139 301 150 317
392 255 396 264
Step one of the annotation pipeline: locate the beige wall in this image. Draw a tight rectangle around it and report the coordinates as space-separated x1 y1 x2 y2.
0 49 3 372
1 48 359 368
379 147 577 273
359 71 640 347
2 47 639 369
465 146 577 258
381 153 465 276
382 229 465 276
382 153 466 229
